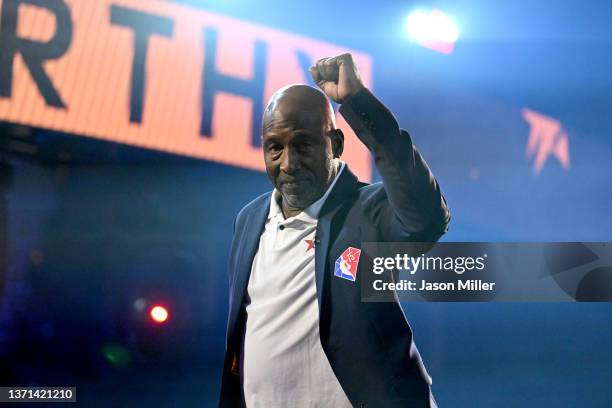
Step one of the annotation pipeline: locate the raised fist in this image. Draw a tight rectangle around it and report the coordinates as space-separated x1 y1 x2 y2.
309 53 365 104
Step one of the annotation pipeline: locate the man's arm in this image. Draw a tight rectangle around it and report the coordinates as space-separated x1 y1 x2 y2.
311 53 450 241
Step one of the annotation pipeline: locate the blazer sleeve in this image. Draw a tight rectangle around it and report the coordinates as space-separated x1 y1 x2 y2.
339 88 450 242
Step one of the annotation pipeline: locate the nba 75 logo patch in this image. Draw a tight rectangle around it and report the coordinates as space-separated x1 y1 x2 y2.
334 247 362 282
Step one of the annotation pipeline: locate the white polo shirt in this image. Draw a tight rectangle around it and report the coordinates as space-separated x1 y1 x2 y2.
242 162 352 407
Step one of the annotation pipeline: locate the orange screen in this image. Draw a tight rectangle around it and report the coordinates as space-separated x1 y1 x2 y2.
0 0 373 180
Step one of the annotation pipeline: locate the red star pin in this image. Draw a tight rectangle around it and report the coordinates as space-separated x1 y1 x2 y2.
305 239 315 251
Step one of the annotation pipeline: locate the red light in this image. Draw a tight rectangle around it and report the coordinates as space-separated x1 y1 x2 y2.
150 305 169 323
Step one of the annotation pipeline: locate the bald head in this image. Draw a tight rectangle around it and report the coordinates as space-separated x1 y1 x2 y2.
261 84 344 218
263 84 336 133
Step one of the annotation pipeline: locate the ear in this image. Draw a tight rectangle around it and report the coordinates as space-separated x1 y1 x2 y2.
330 129 344 158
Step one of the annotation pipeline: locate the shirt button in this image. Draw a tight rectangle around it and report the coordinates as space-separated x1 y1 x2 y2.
279 225 285 230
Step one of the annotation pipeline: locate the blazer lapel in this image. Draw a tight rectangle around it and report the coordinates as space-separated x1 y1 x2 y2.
314 166 360 311
228 194 270 342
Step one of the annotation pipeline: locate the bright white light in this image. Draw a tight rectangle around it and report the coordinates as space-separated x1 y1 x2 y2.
150 305 169 323
406 9 459 53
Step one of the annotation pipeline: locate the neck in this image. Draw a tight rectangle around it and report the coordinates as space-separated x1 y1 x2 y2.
281 203 305 219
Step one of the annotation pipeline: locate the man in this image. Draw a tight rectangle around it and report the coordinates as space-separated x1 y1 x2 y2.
220 53 450 407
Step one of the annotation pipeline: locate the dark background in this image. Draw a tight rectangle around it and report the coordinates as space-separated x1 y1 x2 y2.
1 0 611 406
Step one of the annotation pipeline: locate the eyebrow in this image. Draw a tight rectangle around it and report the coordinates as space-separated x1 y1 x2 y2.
262 137 281 147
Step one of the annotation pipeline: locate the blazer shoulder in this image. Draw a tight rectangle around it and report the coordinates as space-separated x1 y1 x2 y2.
351 181 387 211
235 191 272 228
357 181 384 201
355 181 393 220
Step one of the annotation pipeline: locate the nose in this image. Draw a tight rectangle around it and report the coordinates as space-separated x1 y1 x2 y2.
279 146 300 174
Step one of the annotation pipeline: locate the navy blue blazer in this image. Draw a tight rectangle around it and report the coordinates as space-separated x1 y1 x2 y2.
220 89 450 407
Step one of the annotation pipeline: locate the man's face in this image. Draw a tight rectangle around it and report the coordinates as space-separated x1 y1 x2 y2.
262 105 337 211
